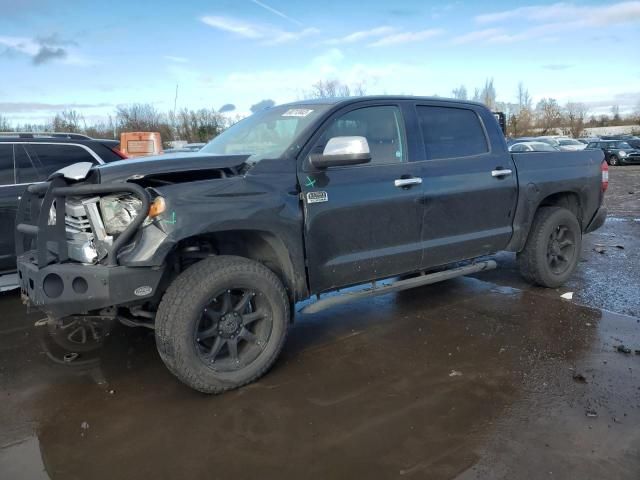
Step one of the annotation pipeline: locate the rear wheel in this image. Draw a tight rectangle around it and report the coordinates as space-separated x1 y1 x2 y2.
517 207 582 288
155 256 289 394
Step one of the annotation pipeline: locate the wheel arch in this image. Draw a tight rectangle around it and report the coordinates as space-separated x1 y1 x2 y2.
508 189 585 253
167 229 308 305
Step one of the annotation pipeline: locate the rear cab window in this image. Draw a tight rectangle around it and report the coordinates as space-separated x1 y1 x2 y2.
14 143 99 183
416 105 488 160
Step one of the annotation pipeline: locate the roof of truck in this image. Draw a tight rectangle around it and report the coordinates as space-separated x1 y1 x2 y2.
282 95 487 108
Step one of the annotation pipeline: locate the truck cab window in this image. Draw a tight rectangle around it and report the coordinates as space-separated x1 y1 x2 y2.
317 106 406 164
0 144 14 185
417 106 488 160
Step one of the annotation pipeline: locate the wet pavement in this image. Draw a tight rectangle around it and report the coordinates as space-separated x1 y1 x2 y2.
1 167 639 479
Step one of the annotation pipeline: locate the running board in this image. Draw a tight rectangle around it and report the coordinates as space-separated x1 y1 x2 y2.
300 260 497 315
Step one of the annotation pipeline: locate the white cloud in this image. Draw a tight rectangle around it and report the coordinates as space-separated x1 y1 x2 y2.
369 28 444 47
455 3 640 46
325 26 395 45
200 16 263 39
476 1 640 26
164 55 189 63
0 36 40 56
266 27 320 45
451 28 504 45
200 15 319 45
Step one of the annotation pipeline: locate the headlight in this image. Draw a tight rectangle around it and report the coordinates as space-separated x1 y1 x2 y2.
618 150 627 157
99 194 143 235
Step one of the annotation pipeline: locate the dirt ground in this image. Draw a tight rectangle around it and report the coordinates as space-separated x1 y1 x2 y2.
1 167 639 480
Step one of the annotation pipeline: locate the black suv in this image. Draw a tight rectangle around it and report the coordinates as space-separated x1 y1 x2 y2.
586 140 640 166
1 133 125 286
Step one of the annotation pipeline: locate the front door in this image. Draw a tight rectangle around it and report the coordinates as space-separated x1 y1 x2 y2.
299 104 424 293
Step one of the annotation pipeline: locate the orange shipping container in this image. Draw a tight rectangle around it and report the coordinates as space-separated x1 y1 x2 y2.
119 132 163 158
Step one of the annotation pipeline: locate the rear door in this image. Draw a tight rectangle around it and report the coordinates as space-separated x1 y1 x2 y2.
414 103 518 267
0 144 20 272
299 102 424 293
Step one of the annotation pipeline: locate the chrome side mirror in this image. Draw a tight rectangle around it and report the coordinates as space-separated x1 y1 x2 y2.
309 136 372 169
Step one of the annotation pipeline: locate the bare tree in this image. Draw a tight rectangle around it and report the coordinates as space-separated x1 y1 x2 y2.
172 108 224 143
479 78 496 109
51 109 83 133
451 85 468 100
308 80 340 98
516 82 532 111
307 79 366 99
564 102 588 138
115 103 173 141
508 82 534 137
611 104 621 124
535 98 563 134
115 104 163 131
0 115 11 131
351 81 367 97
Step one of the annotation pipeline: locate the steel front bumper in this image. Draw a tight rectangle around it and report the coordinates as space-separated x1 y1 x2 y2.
18 253 165 319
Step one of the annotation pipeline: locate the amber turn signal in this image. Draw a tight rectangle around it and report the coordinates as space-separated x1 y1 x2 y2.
148 197 166 218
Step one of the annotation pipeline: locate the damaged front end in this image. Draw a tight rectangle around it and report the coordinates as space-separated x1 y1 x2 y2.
15 175 166 320
61 193 147 264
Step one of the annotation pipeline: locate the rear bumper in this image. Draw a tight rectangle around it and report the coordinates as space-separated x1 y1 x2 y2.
584 206 607 233
18 253 165 319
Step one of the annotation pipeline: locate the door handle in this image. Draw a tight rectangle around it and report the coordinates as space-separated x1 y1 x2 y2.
491 169 513 177
394 177 423 188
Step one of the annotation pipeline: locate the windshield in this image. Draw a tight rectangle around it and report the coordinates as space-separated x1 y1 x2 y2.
559 139 581 145
613 142 632 149
200 104 329 162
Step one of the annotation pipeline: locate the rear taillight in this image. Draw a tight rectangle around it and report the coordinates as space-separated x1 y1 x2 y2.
112 147 128 159
601 161 609 193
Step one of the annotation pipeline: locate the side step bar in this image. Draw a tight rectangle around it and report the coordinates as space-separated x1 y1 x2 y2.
300 260 497 315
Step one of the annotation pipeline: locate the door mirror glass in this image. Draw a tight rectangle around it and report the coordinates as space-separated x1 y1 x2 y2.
309 136 371 169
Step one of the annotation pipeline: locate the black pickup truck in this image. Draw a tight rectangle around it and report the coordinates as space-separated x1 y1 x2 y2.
16 96 608 393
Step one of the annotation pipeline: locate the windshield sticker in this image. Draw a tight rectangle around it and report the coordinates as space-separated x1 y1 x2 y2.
306 191 328 204
282 108 313 117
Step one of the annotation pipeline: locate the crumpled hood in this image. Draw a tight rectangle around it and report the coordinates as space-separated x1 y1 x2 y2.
94 152 250 183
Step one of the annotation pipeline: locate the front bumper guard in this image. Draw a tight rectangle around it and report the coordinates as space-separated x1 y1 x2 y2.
15 176 150 268
18 253 164 319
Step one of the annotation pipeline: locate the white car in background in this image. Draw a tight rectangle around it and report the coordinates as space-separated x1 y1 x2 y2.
556 138 587 151
509 141 560 152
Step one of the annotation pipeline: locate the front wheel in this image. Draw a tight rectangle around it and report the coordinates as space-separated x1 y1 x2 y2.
608 155 619 166
155 256 290 394
517 207 582 288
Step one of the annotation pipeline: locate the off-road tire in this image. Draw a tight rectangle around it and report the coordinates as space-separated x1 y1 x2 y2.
155 256 289 394
517 207 582 288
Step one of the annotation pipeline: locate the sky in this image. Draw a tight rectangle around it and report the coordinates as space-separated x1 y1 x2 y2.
1 0 639 125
